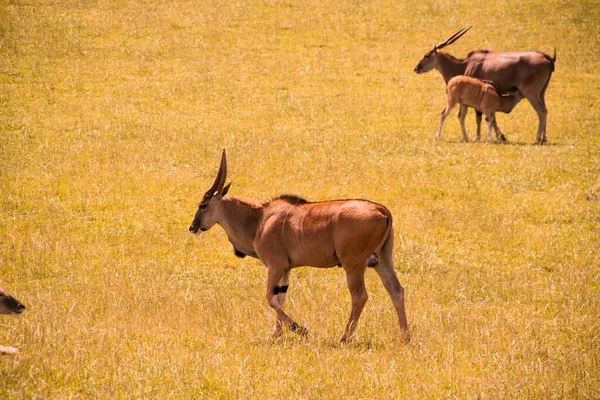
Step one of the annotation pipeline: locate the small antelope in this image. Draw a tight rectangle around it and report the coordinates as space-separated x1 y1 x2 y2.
438 75 523 142
0 287 25 355
189 150 409 343
414 27 555 143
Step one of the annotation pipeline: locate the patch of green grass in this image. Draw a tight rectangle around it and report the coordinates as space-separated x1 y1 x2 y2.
1 0 599 398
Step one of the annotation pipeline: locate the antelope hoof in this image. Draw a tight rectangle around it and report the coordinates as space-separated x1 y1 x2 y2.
290 322 309 337
272 327 283 338
340 333 354 344
400 330 411 344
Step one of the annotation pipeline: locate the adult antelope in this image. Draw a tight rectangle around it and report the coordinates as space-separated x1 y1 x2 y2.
0 287 25 355
414 27 556 144
189 150 409 343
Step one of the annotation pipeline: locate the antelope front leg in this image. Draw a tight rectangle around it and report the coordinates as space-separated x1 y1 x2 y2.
272 271 290 337
266 266 308 338
437 103 456 142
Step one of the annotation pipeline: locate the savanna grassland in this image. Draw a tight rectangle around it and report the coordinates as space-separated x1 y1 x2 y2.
1 0 599 398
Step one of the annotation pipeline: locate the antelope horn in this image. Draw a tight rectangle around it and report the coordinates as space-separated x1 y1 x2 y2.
204 149 227 198
435 26 472 50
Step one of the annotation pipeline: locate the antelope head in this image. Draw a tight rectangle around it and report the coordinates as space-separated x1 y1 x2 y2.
189 150 231 234
0 288 25 315
413 26 471 74
499 86 524 113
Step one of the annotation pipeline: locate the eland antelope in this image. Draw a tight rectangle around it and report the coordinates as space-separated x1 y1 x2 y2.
438 75 524 142
414 27 556 143
189 150 409 343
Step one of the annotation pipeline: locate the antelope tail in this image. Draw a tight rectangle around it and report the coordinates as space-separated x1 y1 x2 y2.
366 216 391 267
545 48 557 72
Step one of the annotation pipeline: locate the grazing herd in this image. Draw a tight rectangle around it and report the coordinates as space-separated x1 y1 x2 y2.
188 28 555 342
414 27 555 143
4 28 555 350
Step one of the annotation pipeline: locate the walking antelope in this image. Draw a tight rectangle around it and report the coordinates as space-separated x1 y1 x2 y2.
0 287 25 355
438 76 524 142
414 27 556 143
189 151 409 343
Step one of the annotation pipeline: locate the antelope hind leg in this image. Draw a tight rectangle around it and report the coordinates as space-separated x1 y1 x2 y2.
340 266 368 343
374 263 410 343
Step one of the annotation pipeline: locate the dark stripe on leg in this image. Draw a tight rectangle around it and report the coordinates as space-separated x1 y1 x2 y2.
280 285 288 293
272 286 280 295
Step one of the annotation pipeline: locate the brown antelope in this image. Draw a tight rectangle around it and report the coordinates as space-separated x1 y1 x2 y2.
414 27 556 144
0 287 25 355
189 150 409 343
438 76 524 142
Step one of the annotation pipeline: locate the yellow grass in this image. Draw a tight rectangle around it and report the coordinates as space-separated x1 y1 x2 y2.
1 0 599 398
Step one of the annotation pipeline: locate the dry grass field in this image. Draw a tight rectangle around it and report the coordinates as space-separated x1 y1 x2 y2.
1 0 599 398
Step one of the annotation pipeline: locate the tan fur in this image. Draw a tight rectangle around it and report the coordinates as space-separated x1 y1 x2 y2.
438 76 523 142
190 151 409 343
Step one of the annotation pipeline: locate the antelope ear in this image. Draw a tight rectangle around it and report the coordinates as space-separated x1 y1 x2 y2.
220 182 232 197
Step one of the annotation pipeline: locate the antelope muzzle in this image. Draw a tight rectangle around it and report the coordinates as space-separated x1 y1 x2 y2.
0 295 25 315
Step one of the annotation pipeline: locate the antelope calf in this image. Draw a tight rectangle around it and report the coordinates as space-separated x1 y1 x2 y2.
0 287 25 355
438 75 523 142
189 150 409 343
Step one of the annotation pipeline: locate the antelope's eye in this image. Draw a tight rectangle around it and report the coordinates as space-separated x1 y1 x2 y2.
199 203 208 210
